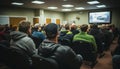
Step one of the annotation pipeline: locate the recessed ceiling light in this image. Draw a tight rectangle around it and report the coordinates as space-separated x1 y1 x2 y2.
32 0 45 4
62 4 74 7
96 5 106 8
63 0 67 1
62 9 72 11
11 2 24 5
48 7 58 9
75 7 85 10
87 1 100 5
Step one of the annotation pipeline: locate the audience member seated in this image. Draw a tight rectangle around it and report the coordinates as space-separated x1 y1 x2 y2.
38 23 83 69
101 25 114 51
108 24 119 39
0 25 10 47
10 20 37 59
112 34 120 69
58 23 74 46
88 24 105 58
73 24 98 68
31 23 45 48
73 24 97 53
112 55 120 69
0 44 31 69
70 23 79 36
112 44 120 69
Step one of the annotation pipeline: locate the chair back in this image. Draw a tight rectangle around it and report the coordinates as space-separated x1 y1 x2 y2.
0 44 31 69
72 40 97 62
31 54 58 69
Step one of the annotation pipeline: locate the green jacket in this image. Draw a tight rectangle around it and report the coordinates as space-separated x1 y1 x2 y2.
73 31 97 52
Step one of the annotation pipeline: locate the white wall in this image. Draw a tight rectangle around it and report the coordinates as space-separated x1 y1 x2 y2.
0 7 120 28
0 8 34 24
111 9 120 28
64 11 88 25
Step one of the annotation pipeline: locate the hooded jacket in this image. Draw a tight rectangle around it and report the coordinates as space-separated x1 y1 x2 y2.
10 31 36 57
38 39 83 69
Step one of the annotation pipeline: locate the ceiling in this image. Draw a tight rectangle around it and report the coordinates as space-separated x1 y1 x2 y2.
0 0 120 12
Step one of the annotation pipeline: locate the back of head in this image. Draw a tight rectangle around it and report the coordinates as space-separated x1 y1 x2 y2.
71 24 77 30
34 23 40 30
80 24 88 32
0 25 5 32
11 25 18 31
92 24 98 29
44 23 58 39
65 23 70 30
18 20 31 33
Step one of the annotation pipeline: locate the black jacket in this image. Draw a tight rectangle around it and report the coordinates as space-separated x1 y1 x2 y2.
38 39 83 69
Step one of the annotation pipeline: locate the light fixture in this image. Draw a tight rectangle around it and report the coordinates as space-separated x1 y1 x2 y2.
62 4 74 7
75 7 85 10
32 0 45 4
62 9 72 11
63 0 67 1
48 7 58 9
11 2 24 5
96 5 106 8
87 1 100 5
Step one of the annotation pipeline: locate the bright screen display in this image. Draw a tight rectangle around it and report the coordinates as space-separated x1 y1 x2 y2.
89 11 111 24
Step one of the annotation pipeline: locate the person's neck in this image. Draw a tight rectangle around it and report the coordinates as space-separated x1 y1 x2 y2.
48 37 58 43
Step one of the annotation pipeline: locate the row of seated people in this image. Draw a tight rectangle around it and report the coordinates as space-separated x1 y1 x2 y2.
0 21 83 69
59 23 115 51
0 43 59 69
0 21 118 69
58 23 117 68
112 34 120 69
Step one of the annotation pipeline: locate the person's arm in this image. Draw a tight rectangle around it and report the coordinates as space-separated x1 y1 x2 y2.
26 37 37 56
91 36 97 52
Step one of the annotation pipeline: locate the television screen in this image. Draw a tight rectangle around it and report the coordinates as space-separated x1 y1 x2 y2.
89 11 111 24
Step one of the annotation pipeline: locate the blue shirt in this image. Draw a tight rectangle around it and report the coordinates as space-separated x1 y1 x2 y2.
32 31 45 40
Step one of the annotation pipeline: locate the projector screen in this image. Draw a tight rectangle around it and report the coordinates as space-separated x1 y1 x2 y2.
89 11 111 24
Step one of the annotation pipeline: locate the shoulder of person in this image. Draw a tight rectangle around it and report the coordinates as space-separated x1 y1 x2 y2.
21 36 33 42
55 44 71 53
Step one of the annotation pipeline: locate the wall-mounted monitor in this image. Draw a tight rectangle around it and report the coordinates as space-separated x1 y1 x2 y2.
88 11 111 24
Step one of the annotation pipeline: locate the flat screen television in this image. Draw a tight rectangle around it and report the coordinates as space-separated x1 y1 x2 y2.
88 11 111 24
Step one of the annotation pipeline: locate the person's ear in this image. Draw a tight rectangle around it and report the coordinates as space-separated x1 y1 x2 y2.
27 27 31 35
56 31 60 37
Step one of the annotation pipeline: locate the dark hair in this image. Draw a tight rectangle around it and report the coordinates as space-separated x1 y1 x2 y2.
80 24 88 32
18 20 31 33
44 23 58 39
65 23 70 30
92 24 98 29
11 25 17 31
0 25 5 32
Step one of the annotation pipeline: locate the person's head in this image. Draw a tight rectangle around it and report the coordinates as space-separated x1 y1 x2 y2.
11 25 18 31
80 24 88 32
0 25 5 32
71 24 77 30
18 20 31 34
65 23 70 30
34 23 41 31
44 23 58 40
92 24 98 29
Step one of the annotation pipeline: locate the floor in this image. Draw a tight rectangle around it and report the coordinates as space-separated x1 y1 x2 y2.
80 38 118 69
